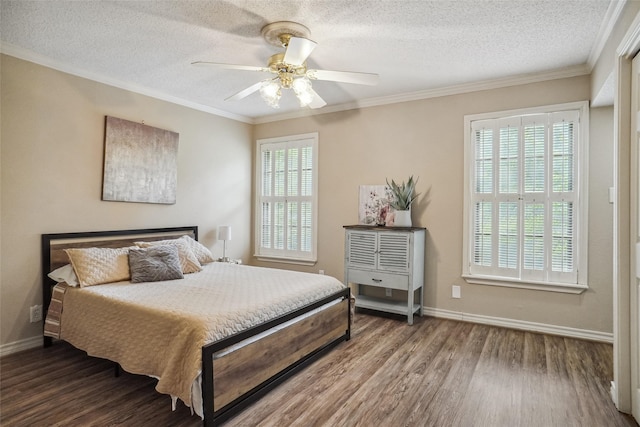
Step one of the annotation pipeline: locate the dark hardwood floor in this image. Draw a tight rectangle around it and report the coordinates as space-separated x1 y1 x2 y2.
1 312 637 426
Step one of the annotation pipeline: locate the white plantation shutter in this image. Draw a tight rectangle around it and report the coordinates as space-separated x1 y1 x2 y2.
474 201 493 267
256 133 318 262
549 112 577 283
496 117 520 279
465 104 586 290
521 114 547 282
473 126 494 269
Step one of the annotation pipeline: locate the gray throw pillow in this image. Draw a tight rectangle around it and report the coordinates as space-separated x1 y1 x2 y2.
128 245 184 283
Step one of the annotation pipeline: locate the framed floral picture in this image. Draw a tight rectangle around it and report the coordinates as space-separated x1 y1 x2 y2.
358 185 394 226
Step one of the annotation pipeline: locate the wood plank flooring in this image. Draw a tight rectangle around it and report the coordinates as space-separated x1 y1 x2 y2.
1 313 637 426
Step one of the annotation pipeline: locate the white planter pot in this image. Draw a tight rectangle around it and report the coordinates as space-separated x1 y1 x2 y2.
393 210 412 227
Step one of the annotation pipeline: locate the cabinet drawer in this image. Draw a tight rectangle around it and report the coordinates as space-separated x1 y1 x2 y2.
347 269 408 291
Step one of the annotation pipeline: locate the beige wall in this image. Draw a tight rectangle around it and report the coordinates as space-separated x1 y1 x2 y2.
0 54 617 349
0 55 253 347
254 75 616 334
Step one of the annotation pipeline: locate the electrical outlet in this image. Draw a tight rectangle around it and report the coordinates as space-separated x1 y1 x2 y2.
385 288 392 297
30 305 43 323
452 285 461 299
318 269 325 275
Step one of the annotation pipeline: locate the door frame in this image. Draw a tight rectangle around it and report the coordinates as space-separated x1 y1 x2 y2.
613 10 640 416
631 50 640 422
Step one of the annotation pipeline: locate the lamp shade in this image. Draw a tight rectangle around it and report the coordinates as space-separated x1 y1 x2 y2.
218 225 231 241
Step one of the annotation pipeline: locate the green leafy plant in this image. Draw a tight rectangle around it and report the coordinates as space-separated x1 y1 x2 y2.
386 176 419 211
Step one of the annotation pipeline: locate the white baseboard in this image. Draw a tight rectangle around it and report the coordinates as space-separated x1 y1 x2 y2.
611 381 619 407
0 336 42 357
423 306 613 343
0 308 615 357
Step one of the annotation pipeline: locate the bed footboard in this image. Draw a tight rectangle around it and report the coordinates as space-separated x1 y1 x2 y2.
201 288 351 426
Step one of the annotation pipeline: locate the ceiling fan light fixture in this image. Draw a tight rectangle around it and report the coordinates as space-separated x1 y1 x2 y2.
292 77 314 107
195 21 378 110
260 79 281 108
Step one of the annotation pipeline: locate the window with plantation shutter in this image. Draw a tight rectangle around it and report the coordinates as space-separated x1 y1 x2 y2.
255 133 318 263
463 102 588 293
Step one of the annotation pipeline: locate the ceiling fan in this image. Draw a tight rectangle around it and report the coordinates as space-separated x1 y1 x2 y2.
192 21 379 109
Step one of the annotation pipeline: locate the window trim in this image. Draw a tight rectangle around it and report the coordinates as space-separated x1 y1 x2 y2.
254 132 318 264
462 101 589 294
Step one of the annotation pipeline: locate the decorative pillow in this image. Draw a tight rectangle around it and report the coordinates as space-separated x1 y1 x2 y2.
179 235 215 264
135 238 202 274
47 264 80 287
64 247 132 287
128 245 183 283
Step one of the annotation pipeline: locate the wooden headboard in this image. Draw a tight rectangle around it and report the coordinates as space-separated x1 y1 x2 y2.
41 225 198 323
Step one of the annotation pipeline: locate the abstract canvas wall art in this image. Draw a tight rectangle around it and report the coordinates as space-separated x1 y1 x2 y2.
102 116 179 204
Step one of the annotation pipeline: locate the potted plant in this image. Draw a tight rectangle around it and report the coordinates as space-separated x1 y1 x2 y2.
386 176 419 227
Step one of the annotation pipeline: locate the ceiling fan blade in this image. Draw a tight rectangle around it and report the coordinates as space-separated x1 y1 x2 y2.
308 89 327 109
225 81 263 101
191 61 269 73
283 37 317 66
307 69 379 86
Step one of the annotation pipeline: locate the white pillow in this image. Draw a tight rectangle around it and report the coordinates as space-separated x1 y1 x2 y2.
65 246 132 287
179 235 215 264
47 264 80 287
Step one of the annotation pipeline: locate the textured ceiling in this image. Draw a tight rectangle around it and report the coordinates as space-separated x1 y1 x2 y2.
0 0 617 123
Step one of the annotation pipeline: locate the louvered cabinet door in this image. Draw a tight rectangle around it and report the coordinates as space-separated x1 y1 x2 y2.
377 232 410 272
344 226 425 325
346 230 377 268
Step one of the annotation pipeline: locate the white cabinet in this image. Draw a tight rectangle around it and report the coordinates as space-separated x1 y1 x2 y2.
344 225 425 325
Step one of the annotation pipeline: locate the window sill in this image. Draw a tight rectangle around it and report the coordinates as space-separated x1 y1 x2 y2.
254 255 317 266
462 274 587 294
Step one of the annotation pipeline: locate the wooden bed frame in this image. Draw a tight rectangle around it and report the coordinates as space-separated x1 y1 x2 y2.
41 226 351 426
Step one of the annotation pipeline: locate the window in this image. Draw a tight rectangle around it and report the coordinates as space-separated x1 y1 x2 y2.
462 102 588 293
255 133 318 263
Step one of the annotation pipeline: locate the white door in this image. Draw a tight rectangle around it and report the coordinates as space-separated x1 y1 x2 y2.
632 51 640 422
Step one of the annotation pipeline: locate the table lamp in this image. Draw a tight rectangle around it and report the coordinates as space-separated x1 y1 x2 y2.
218 225 231 262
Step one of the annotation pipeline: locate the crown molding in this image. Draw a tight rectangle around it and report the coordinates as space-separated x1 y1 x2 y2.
1 42 590 126
0 42 255 124
617 5 640 58
254 64 591 124
588 0 628 69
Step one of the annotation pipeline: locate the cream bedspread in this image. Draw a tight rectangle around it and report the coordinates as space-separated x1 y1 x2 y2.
56 263 346 410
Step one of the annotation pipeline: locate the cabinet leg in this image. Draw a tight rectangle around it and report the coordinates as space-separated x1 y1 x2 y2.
408 287 414 325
